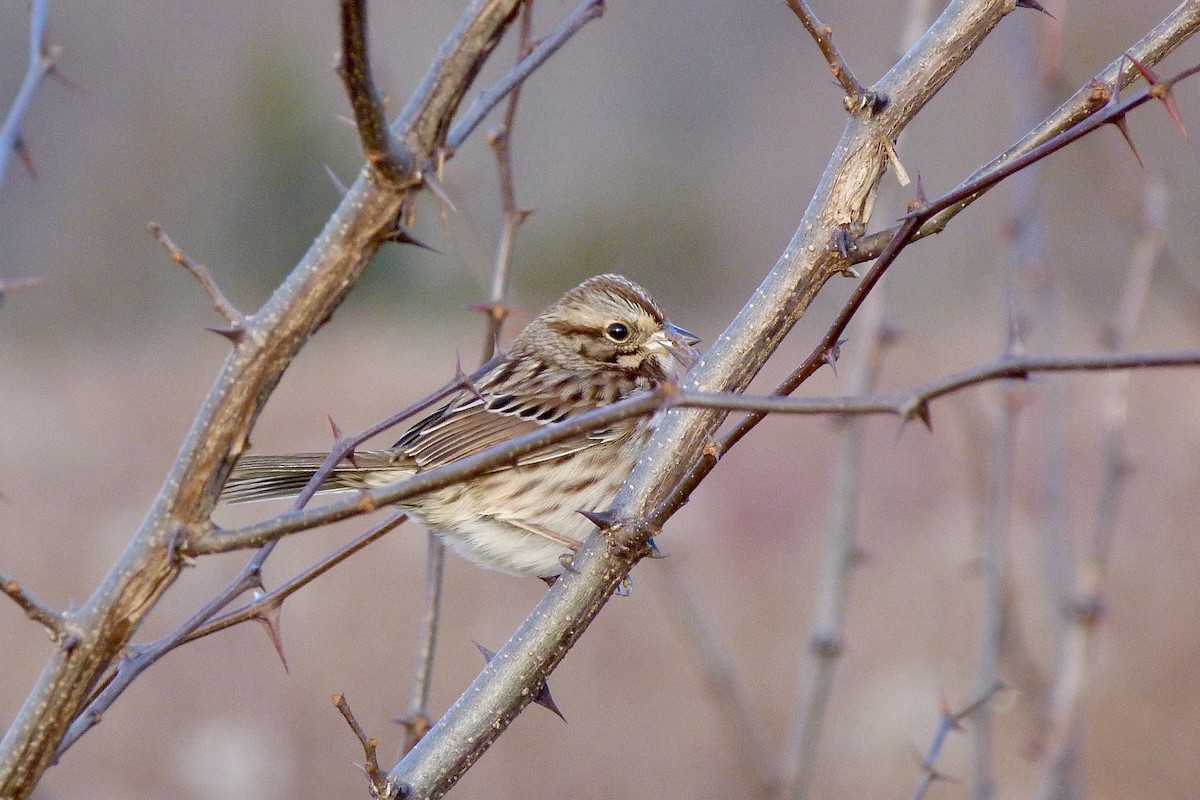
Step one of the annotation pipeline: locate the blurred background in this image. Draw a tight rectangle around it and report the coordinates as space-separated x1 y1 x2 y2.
2 1 1200 798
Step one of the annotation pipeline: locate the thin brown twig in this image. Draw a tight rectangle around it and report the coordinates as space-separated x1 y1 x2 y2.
56 535 281 758
290 368 481 513
149 223 245 331
0 575 65 639
188 513 406 643
445 0 606 153
482 0 535 357
779 289 893 800
59 513 405 758
195 346 1200 558
337 0 408 186
334 694 397 799
972 12 1060 794
397 531 444 757
784 0 880 114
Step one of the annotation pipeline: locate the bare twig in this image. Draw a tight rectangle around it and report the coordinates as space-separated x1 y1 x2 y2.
0 0 59 192
971 12 1061 794
187 513 406 643
852 1 1200 263
55 536 282 758
911 683 1006 800
785 0 881 114
399 0 540 760
0 574 65 639
655 561 775 795
481 0 535 357
195 342 1200 558
291 368 479 513
446 0 605 152
192 365 672 555
149 223 245 332
397 531 444 757
779 289 892 800
55 507 406 757
335 694 397 799
1032 175 1167 800
337 0 408 185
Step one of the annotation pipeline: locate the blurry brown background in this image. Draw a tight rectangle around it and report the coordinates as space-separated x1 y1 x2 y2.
3 2 1200 798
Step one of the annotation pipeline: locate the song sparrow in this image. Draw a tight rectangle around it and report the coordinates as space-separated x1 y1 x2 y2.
222 274 699 580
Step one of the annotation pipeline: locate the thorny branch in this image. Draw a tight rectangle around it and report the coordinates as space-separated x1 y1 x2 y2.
386 2 1200 794
335 694 394 799
0 1 528 796
3 1 1199 798
910 683 1007 800
0 0 60 192
852 0 1200 263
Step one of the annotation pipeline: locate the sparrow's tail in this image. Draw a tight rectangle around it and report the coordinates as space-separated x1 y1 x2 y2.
221 451 405 502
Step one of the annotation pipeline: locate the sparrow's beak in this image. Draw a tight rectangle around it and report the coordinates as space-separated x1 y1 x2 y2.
665 321 701 347
656 321 701 371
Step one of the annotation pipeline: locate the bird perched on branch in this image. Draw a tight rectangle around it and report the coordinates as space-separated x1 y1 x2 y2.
222 274 700 581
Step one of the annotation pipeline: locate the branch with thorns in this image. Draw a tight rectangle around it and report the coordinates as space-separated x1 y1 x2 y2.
149 223 245 338
852 2 1200 263
0 0 62 191
785 0 885 115
910 683 1007 800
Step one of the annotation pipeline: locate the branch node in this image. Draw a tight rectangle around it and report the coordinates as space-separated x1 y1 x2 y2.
785 0 881 115
1 574 66 639
334 693 398 798
337 0 408 187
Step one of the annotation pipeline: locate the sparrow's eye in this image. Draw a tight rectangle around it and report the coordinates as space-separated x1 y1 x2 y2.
605 321 631 342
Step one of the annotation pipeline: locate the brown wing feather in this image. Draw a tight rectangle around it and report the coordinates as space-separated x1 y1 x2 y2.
395 388 620 471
